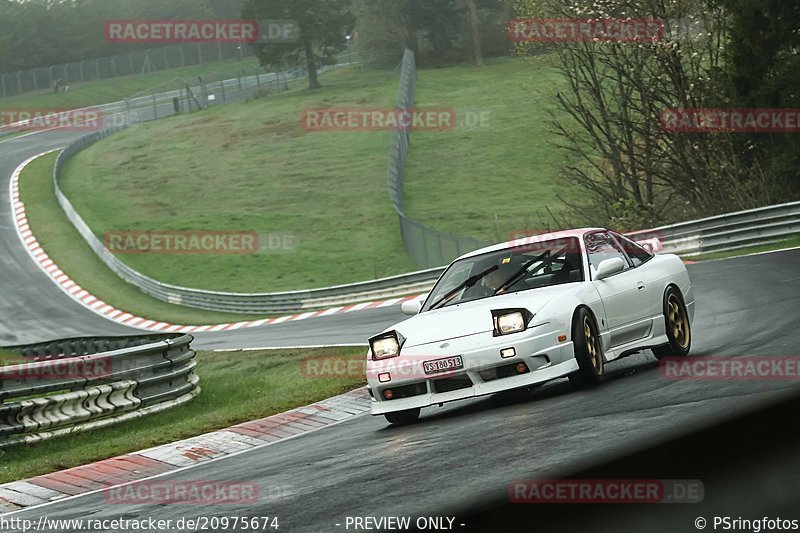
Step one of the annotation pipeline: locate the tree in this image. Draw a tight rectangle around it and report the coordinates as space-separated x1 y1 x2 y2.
463 0 484 65
513 0 795 227
242 0 353 90
722 0 800 194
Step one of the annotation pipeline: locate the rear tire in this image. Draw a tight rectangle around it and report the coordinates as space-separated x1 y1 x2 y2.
568 308 605 388
384 408 420 425
652 287 691 359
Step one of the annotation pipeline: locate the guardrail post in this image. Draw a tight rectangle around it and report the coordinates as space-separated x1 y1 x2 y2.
152 94 158 120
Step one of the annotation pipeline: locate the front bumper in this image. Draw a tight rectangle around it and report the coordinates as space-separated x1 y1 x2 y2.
366 326 577 415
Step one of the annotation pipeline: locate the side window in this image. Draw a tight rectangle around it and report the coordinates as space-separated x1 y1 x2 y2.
612 233 654 267
585 232 630 277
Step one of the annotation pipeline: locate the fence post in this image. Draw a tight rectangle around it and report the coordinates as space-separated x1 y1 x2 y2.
179 45 185 68
1 73 6 98
129 53 135 75
16 71 22 95
95 58 101 80
220 79 226 103
198 43 203 64
31 69 38 91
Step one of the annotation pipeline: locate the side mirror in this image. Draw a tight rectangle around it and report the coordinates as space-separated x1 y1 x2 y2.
595 257 626 280
401 296 423 315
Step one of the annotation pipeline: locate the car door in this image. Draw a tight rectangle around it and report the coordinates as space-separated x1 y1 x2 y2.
585 231 650 348
611 232 662 321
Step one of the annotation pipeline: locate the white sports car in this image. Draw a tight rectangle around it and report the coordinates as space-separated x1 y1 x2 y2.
366 229 694 425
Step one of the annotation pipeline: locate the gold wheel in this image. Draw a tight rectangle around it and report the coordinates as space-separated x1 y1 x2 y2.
667 294 690 349
584 316 603 375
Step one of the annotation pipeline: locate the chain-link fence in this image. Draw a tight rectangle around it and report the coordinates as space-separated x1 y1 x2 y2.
387 49 488 269
0 42 256 99
88 55 355 129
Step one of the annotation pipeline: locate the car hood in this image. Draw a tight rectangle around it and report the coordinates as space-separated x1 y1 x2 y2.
393 284 578 348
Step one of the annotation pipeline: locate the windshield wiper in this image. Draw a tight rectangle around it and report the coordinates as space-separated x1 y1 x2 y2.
428 265 498 311
491 251 548 296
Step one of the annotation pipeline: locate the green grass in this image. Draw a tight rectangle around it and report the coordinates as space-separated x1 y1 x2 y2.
0 347 366 484
57 56 571 296
20 152 269 325
0 58 262 112
60 65 418 293
688 235 800 262
404 55 578 242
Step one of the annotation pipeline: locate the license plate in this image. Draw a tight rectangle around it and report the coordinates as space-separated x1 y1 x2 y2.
423 355 464 375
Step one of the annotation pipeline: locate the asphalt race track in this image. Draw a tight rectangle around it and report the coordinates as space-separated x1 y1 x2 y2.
2 128 800 532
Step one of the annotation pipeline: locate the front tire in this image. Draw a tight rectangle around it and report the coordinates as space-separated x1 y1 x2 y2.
652 287 691 359
384 408 420 425
568 308 605 388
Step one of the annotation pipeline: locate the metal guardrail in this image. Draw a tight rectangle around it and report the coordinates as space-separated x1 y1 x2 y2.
0 334 198 448
627 201 800 256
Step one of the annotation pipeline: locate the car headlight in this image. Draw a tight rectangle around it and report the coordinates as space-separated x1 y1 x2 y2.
492 309 533 336
369 331 405 360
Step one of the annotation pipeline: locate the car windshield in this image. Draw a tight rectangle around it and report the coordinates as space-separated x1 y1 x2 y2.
421 237 584 312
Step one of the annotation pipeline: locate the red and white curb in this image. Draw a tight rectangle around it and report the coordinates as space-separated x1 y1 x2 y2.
9 152 422 335
0 387 371 514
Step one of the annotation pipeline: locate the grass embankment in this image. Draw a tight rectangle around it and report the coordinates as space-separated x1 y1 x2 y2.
404 54 577 241
0 347 366 483
20 152 267 324
0 58 261 112
58 57 571 294
59 65 417 293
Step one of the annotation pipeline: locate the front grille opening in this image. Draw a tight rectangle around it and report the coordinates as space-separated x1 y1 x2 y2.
432 375 473 393
381 382 426 400
479 362 530 382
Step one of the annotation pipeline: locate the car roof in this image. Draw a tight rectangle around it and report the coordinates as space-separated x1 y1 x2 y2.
456 228 605 261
